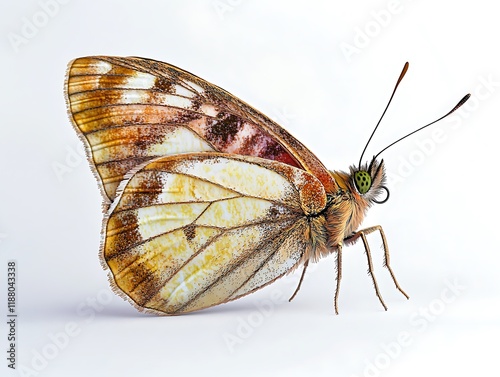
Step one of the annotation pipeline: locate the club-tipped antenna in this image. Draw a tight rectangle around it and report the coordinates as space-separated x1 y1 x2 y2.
372 93 471 160
358 62 409 169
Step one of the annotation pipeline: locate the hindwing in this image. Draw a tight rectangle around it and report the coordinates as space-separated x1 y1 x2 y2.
103 153 327 314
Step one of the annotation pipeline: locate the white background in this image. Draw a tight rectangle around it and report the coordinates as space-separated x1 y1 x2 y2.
1 1 499 376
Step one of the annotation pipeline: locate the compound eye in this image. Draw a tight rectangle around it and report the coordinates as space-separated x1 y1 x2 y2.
354 171 371 194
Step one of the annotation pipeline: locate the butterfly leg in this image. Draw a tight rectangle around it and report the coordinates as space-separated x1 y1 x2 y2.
372 225 409 300
288 259 309 302
345 226 409 308
334 243 343 315
361 232 388 311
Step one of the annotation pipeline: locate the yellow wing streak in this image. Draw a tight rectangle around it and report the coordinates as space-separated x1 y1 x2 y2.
148 157 300 206
194 197 294 228
109 226 222 306
87 126 213 154
155 224 267 310
86 126 214 183
178 220 307 313
113 170 242 212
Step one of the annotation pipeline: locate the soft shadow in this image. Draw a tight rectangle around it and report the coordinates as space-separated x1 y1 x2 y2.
97 303 146 318
100 299 280 319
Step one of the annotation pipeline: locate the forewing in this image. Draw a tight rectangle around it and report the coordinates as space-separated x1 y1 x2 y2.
103 153 327 314
65 56 337 203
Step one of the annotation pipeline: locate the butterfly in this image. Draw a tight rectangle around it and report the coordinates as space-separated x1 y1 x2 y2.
65 57 469 315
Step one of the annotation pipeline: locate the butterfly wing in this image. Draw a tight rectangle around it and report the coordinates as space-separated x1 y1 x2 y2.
65 56 338 204
103 153 327 314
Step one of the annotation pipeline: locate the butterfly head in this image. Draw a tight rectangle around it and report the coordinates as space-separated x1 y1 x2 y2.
350 158 389 204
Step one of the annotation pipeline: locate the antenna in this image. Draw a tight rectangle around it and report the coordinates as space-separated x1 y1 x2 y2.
358 62 409 169
373 93 470 160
